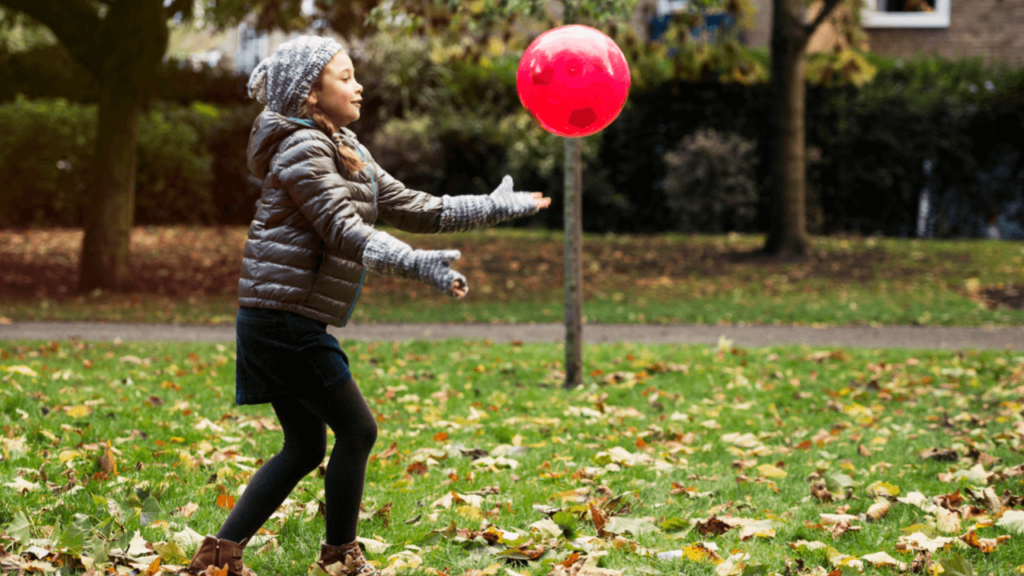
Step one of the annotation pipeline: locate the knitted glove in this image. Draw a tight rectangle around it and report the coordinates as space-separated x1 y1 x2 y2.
362 230 468 297
437 175 539 233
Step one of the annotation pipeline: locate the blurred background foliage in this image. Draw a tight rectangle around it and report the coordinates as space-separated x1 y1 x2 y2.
0 4 1021 238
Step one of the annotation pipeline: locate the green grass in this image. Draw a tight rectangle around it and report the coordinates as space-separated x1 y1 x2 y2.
2 338 1023 575
2 228 1024 326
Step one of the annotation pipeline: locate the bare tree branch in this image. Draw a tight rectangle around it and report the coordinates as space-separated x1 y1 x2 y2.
0 0 103 74
805 0 843 35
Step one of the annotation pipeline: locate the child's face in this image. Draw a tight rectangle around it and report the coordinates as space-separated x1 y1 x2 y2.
310 51 362 129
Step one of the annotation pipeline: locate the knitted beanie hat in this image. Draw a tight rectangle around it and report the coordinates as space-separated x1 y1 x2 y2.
247 35 344 118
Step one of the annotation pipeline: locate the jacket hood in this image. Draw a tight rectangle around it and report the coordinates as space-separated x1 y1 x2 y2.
247 109 363 180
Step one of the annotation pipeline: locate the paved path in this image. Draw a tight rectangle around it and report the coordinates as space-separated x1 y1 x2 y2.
2 321 1023 350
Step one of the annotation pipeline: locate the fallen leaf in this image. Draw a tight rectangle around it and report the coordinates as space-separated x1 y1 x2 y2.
919 447 958 461
896 532 954 553
97 440 117 474
996 510 1024 535
959 530 1010 553
935 507 962 534
757 464 787 479
695 515 732 537
865 500 890 521
861 551 907 570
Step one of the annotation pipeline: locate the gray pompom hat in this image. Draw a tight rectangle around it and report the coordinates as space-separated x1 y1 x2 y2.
247 35 345 118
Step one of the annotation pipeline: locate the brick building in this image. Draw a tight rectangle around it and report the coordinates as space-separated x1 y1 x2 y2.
745 0 1024 64
865 0 1024 65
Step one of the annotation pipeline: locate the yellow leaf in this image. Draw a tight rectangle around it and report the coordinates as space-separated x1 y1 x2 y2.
59 450 82 464
5 365 37 377
178 451 196 471
468 0 485 14
67 405 92 418
457 505 483 520
216 466 234 481
757 464 788 479
866 481 900 498
682 544 722 564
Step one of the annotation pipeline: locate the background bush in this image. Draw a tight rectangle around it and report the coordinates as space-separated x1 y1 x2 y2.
0 97 260 226
663 128 759 233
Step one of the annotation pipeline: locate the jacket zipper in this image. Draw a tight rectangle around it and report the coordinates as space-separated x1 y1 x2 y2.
343 145 375 327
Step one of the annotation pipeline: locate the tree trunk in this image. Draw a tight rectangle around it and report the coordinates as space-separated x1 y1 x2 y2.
763 0 811 257
78 0 168 292
563 136 583 390
78 85 143 291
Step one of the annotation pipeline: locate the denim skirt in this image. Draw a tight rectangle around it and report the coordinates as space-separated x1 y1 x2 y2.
234 306 352 405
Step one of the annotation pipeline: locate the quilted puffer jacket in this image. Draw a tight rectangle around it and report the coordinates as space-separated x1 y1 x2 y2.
239 110 443 326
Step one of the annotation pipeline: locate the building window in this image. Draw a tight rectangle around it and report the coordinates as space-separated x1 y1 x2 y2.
862 0 950 28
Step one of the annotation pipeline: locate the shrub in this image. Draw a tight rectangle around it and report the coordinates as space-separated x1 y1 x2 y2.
134 103 216 224
663 129 759 233
367 115 445 194
0 97 219 227
0 97 95 226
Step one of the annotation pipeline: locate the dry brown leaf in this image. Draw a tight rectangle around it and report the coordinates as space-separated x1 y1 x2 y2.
589 503 607 537
919 447 958 461
811 481 833 504
97 440 117 475
696 515 732 537
959 530 1010 553
865 500 890 521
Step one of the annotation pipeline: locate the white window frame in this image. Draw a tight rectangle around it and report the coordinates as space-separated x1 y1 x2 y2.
861 0 950 28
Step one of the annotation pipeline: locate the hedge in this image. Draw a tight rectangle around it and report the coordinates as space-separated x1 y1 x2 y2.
1 40 1022 238
0 97 262 227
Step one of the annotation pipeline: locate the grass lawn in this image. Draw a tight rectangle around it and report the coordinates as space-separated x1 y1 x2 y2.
2 227 1023 326
2 338 1023 575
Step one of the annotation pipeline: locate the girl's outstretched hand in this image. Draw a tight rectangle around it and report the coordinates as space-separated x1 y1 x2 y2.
531 192 552 210
452 278 468 298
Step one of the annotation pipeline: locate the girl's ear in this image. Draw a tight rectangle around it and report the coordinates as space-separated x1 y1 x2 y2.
307 91 318 107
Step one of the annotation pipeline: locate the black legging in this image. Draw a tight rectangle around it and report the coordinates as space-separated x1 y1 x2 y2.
216 376 378 546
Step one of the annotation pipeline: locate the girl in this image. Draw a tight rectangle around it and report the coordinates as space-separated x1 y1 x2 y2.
183 35 551 576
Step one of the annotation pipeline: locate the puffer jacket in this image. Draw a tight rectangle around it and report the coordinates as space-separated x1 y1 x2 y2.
239 110 443 326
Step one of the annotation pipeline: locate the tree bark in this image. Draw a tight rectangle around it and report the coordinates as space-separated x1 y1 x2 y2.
764 0 811 257
763 0 845 257
79 83 144 291
77 0 168 291
563 136 583 390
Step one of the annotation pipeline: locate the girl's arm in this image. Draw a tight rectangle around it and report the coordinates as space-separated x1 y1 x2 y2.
278 135 466 297
435 175 540 233
374 160 538 234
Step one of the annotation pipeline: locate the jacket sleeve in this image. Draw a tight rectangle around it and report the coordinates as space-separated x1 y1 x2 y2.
275 133 378 262
374 163 444 234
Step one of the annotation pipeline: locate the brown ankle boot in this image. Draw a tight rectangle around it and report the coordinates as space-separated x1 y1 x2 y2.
315 541 377 575
184 535 258 576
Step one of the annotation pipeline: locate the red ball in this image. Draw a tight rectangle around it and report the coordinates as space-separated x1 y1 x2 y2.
516 25 631 138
